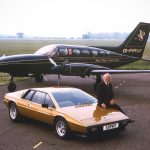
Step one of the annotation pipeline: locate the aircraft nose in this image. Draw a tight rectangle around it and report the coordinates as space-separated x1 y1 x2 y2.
0 54 6 58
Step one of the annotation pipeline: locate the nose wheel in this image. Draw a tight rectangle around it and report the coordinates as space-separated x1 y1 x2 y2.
8 77 17 92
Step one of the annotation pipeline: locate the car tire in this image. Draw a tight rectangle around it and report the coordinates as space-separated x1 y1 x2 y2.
55 117 71 139
9 103 21 122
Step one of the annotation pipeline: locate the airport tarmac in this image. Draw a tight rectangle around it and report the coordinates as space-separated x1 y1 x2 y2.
0 74 150 150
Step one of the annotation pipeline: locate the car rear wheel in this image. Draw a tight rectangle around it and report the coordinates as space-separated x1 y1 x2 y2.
9 103 21 122
55 118 70 139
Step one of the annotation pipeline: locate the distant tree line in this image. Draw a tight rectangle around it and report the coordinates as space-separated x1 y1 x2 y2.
82 32 150 40
0 33 24 38
82 32 129 39
0 32 150 40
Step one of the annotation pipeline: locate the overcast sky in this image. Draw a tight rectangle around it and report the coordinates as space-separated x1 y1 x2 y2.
0 0 149 37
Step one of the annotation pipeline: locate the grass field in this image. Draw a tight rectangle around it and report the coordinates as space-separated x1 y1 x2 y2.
0 39 150 58
0 39 150 85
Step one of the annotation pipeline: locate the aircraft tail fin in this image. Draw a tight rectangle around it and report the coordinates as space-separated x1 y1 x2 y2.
119 22 150 58
95 22 150 59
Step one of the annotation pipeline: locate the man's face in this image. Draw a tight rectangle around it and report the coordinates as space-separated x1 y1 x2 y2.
104 75 111 83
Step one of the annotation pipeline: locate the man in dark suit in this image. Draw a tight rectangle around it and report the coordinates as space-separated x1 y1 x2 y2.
97 73 125 113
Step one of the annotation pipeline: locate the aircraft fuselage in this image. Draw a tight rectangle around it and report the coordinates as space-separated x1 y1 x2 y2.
0 45 137 77
0 54 53 76
52 45 134 68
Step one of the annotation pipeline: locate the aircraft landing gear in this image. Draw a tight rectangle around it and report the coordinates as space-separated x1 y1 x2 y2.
35 74 44 83
8 77 17 92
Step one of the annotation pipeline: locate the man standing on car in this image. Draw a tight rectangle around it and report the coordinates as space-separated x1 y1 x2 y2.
96 73 125 113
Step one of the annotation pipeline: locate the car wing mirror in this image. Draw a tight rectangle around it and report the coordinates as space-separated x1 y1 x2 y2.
42 104 49 108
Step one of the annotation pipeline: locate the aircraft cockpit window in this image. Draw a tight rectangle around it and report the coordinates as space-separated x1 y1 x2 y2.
92 50 98 56
82 50 90 56
73 49 80 55
35 45 58 57
59 48 68 56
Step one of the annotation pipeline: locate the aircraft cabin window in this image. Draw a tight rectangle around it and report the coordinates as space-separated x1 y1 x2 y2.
82 50 90 56
31 91 46 105
92 50 98 56
73 49 80 55
23 90 35 100
45 94 55 108
99 51 105 55
106 51 111 55
59 48 68 56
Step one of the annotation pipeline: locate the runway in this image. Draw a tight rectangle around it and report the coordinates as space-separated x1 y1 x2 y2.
0 74 150 150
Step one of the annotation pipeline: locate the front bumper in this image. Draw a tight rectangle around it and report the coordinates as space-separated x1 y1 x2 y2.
87 119 132 134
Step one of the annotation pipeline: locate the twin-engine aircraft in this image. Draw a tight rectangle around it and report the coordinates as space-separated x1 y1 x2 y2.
0 22 150 92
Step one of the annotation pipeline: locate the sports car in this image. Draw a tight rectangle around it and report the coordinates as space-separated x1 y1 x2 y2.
3 87 132 139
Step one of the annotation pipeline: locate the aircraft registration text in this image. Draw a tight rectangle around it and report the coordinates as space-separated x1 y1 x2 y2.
123 49 142 53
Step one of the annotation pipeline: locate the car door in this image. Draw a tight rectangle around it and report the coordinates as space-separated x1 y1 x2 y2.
43 94 56 124
28 91 55 124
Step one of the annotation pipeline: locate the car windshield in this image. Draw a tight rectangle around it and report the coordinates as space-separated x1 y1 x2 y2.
35 45 58 57
51 89 97 108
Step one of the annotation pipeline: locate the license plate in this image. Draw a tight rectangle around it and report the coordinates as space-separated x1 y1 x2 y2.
103 123 119 131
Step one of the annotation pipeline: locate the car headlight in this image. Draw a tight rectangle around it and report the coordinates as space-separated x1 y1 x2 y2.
122 121 128 125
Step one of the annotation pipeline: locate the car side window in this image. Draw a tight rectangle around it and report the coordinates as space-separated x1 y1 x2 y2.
31 91 46 105
23 90 35 100
45 94 55 108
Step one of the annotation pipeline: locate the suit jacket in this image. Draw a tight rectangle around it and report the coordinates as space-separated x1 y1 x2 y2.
97 82 114 105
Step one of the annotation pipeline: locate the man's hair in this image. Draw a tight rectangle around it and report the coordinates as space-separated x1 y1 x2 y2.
103 73 111 80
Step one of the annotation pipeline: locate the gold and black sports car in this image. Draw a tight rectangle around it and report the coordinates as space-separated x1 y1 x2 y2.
3 87 132 139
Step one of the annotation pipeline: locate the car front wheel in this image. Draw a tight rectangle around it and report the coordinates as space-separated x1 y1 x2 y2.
9 103 21 122
55 118 70 139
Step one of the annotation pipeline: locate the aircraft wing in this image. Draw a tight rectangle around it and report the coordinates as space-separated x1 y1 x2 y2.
50 62 150 77
91 69 150 74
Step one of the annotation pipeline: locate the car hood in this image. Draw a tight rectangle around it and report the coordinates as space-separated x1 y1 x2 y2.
61 103 129 126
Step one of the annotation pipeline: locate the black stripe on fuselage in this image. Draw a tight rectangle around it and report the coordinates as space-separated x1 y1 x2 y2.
53 56 134 68
0 59 49 65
